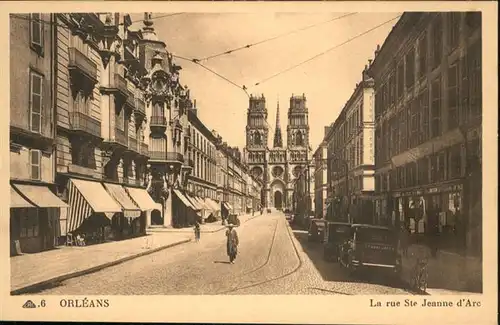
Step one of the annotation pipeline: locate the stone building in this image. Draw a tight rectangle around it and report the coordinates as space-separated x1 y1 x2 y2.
244 94 312 211
323 66 376 224
313 138 328 219
368 12 482 256
9 13 69 255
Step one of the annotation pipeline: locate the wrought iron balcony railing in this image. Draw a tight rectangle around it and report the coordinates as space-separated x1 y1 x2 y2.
70 111 101 138
68 47 98 83
149 151 184 163
150 115 168 127
140 143 149 156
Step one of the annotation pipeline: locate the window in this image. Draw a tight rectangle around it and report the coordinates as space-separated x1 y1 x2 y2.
410 98 420 147
431 78 442 138
447 63 459 130
459 54 469 125
406 162 417 187
419 33 428 78
30 149 41 180
30 13 43 52
438 151 446 181
420 87 429 143
417 158 428 185
448 144 462 179
30 71 43 133
405 49 416 89
432 16 443 69
389 73 396 105
19 208 40 238
449 13 460 51
399 109 407 153
397 61 405 99
468 40 482 118
390 117 399 157
430 154 438 183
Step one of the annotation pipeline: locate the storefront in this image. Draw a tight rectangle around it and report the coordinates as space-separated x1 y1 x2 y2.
125 186 158 235
172 189 198 227
62 178 122 244
10 183 69 255
103 183 142 239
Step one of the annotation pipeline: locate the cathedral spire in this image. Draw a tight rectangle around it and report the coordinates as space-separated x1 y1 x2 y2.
273 98 283 148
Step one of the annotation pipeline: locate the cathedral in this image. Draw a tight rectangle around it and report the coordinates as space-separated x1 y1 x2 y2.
244 94 313 211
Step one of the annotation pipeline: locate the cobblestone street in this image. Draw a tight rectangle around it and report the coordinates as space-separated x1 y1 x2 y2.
34 212 409 295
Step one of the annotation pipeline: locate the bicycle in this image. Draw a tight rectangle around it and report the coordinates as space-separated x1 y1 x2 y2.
410 257 428 293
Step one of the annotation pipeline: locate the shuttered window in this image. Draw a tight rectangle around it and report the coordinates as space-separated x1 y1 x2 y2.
30 13 43 52
30 149 41 181
30 71 43 133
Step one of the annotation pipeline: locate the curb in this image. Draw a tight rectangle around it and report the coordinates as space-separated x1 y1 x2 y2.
10 239 192 295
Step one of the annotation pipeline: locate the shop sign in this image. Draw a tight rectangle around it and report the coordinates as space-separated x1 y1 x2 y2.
393 189 423 198
425 183 463 194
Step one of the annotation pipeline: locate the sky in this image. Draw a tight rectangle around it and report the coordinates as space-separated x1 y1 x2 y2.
131 12 401 151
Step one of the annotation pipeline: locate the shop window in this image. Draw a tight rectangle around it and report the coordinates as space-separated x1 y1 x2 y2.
448 144 462 179
397 61 405 99
432 15 443 70
431 78 442 138
30 149 41 181
405 48 416 89
447 63 459 130
30 13 44 54
30 70 43 133
18 208 40 238
418 33 428 78
448 13 461 51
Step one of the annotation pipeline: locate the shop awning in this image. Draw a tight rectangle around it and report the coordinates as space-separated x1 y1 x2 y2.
186 194 203 210
223 202 233 210
103 183 141 218
12 184 69 208
66 178 122 234
206 198 221 211
173 189 195 210
10 186 35 208
195 196 212 210
125 187 157 211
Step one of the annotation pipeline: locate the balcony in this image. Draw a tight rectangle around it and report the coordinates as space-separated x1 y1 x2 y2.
125 93 135 111
150 115 168 133
68 47 98 86
100 73 132 101
69 111 102 139
140 143 149 157
149 151 184 164
135 98 146 118
115 128 127 147
128 136 139 153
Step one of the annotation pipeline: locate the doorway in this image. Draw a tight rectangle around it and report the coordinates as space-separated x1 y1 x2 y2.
274 191 283 210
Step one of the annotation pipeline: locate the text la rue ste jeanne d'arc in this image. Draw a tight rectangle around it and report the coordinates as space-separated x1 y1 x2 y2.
370 298 481 308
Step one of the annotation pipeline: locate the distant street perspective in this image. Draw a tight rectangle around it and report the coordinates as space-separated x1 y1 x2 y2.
31 211 408 295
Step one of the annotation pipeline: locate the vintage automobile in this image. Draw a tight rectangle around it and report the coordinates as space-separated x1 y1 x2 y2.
338 224 402 277
322 221 352 262
307 219 326 243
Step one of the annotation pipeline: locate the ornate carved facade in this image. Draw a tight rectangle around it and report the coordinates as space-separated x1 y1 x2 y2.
244 94 312 210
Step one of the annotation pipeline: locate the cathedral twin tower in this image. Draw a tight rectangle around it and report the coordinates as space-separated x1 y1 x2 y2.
244 94 312 211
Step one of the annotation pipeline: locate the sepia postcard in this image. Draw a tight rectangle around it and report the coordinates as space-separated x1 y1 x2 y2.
0 1 497 324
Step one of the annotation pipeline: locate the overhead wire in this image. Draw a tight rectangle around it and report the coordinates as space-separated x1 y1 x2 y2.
252 15 401 87
198 12 357 62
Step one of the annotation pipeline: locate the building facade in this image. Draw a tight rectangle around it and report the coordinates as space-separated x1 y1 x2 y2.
324 66 376 224
244 94 312 212
10 13 70 255
313 139 329 219
369 12 482 256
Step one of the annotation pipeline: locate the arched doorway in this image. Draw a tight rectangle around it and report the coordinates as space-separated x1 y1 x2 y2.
151 209 163 225
274 191 283 210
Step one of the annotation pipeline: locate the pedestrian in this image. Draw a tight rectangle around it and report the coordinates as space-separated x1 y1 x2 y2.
225 223 239 264
194 222 201 243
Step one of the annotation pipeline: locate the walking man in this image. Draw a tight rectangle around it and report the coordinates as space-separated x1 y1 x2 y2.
194 222 201 243
225 223 239 264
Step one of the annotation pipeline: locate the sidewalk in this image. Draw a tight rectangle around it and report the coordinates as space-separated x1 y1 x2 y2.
401 244 482 294
147 213 261 234
10 232 191 295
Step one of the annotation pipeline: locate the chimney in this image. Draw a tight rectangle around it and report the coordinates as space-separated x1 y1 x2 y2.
374 44 380 57
368 59 373 66
190 99 198 116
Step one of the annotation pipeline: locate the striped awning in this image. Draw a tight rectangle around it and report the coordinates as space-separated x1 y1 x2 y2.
103 183 141 218
206 198 220 211
65 178 122 235
195 196 212 211
186 194 203 210
173 189 195 210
